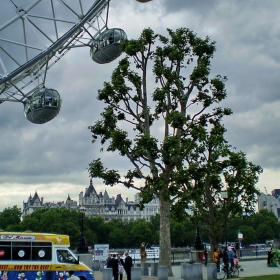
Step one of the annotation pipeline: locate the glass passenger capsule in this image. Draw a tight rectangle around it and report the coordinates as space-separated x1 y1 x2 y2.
24 88 62 124
90 28 127 64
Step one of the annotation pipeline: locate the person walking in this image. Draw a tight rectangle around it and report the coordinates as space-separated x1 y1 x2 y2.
68 271 80 280
124 251 133 280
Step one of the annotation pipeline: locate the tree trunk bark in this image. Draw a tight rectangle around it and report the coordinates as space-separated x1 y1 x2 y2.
159 190 173 276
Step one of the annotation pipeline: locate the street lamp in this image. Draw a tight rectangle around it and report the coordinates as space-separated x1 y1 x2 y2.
220 190 228 247
76 206 88 254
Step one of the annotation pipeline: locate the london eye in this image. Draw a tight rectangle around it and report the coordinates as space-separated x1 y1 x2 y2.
0 0 151 124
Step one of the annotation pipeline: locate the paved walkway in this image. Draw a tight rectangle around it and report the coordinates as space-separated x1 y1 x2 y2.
93 259 280 280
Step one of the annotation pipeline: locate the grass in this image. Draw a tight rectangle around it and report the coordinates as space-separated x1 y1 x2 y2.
240 275 280 280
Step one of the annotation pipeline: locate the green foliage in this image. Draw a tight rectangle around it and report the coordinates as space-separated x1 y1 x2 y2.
19 208 81 247
3 207 280 248
0 206 22 230
130 219 153 246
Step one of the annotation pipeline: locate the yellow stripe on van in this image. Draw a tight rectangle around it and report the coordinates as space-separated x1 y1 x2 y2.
0 263 89 271
0 232 70 245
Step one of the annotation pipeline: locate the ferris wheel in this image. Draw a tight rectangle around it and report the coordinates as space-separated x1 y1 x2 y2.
0 0 152 124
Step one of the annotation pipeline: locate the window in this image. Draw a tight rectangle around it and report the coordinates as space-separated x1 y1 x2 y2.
0 241 52 261
31 242 52 261
0 241 11 261
57 250 77 263
12 242 31 261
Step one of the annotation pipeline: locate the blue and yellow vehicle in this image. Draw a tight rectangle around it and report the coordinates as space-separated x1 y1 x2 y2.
0 231 94 280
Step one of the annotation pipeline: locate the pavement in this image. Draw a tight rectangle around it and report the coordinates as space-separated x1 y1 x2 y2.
93 259 280 280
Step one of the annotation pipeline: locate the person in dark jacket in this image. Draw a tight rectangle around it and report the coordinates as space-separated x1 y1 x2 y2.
204 247 208 266
106 253 111 268
124 252 133 280
108 254 118 280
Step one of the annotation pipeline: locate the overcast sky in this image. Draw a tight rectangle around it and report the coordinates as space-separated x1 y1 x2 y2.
0 0 280 212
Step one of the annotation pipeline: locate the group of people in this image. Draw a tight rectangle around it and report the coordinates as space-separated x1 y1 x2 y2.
106 252 133 280
213 245 241 275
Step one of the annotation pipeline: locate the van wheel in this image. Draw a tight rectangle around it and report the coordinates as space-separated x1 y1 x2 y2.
79 277 86 280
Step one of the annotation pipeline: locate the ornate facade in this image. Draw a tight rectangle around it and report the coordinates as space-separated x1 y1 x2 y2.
22 192 77 219
22 179 159 221
79 178 159 221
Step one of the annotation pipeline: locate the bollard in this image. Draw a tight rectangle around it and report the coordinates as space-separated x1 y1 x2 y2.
206 263 216 280
100 260 106 272
92 260 100 271
102 268 112 280
132 267 141 280
141 262 149 276
180 263 185 279
183 263 193 280
193 263 203 280
151 263 158 277
158 266 168 280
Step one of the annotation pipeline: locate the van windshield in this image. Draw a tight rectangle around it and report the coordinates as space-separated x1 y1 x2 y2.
57 249 77 263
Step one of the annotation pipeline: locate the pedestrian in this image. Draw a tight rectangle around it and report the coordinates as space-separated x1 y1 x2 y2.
106 253 111 268
218 247 223 266
232 247 240 268
124 251 133 280
213 248 219 270
68 271 80 280
223 246 229 278
228 245 235 270
117 254 124 280
204 246 208 266
108 254 118 280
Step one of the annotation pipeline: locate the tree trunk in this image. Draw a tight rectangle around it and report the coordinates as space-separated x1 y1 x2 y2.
159 190 173 276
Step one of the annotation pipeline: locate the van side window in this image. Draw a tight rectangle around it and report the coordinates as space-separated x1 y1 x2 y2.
31 242 52 261
0 241 52 261
12 242 31 261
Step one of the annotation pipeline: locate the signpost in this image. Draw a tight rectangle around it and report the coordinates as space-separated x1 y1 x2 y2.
94 244 109 261
238 232 243 257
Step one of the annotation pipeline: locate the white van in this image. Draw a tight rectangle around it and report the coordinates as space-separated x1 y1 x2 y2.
249 244 267 251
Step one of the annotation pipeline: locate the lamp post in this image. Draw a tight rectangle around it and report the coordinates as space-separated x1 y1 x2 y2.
76 206 88 254
221 190 228 246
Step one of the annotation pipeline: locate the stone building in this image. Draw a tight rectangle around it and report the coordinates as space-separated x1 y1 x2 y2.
22 179 160 221
258 189 280 219
22 192 77 219
79 178 159 221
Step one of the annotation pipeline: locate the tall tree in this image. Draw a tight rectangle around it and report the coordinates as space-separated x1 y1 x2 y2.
172 122 262 254
88 27 257 273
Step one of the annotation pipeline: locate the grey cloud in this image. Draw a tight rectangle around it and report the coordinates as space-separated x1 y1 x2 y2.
1 0 280 210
